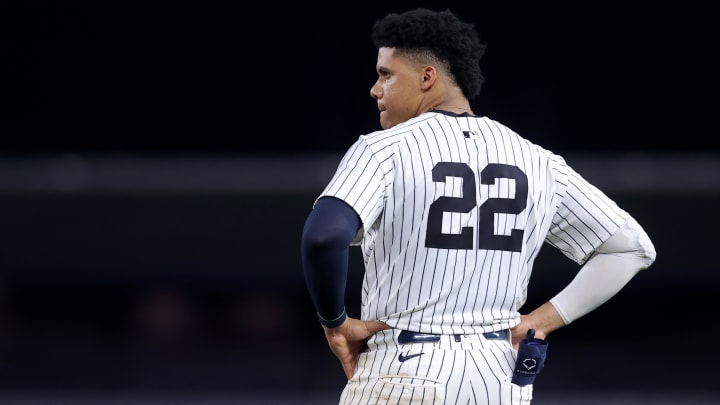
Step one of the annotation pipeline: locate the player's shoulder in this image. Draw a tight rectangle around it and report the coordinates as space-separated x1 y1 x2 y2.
352 114 438 160
480 116 566 157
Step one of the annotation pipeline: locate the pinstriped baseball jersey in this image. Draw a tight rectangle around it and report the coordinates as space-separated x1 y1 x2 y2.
318 110 628 335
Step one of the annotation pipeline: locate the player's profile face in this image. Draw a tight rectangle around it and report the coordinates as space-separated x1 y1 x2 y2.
371 47 425 129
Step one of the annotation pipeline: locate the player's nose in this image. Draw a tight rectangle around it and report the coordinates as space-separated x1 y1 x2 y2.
370 80 381 100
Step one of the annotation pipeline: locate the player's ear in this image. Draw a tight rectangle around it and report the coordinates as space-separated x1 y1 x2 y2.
420 65 437 91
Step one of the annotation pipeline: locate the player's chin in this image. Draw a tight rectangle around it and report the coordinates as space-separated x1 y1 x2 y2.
379 112 395 129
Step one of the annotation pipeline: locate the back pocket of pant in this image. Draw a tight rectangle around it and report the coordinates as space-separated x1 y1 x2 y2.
371 375 444 405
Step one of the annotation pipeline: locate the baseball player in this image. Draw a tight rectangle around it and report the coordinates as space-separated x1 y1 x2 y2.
301 8 656 404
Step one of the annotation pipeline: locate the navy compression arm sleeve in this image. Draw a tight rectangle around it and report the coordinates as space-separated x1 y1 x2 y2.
301 197 361 328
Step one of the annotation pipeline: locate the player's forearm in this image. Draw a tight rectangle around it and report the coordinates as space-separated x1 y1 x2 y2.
301 226 350 327
520 301 566 339
550 251 642 324
301 197 361 327
301 238 349 328
549 217 656 324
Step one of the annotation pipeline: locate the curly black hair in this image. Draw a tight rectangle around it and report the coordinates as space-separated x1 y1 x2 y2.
371 8 487 100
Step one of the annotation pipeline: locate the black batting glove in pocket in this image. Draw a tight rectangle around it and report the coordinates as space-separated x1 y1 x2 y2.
511 328 549 386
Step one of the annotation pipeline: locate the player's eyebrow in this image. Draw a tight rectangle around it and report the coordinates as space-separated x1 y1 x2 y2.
377 66 391 75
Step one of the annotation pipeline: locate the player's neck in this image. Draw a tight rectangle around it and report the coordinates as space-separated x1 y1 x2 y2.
430 104 475 115
429 92 474 115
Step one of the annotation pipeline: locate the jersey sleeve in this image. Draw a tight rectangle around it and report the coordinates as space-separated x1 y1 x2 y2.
318 137 388 246
545 165 629 264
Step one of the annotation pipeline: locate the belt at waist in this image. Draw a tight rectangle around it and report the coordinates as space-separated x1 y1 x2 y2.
398 329 509 344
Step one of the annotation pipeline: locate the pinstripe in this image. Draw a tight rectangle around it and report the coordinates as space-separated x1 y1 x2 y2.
470 351 492 404
402 133 424 321
490 120 515 321
449 351 466 404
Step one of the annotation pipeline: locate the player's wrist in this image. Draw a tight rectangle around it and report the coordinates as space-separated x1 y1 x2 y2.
318 308 347 328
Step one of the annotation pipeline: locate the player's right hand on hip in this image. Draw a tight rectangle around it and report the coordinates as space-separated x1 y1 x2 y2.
323 317 391 379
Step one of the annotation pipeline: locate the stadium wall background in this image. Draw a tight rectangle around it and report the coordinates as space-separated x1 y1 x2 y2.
0 154 716 398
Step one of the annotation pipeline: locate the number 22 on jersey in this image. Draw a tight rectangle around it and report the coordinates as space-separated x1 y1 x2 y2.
425 162 528 253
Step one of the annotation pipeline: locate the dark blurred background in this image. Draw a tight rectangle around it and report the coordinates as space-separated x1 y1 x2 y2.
1 1 719 403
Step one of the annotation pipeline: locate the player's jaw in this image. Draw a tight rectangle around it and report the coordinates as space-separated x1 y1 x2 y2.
377 106 392 129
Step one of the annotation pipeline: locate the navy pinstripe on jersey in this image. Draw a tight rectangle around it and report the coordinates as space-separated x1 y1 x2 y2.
318 110 627 335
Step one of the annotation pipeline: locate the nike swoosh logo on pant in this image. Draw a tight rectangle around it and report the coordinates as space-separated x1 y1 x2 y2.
398 352 424 362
